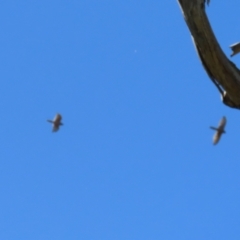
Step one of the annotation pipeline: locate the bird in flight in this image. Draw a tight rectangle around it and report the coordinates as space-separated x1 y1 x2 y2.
210 116 226 145
47 113 63 132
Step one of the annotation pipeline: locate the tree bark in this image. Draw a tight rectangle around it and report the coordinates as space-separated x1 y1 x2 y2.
178 0 240 109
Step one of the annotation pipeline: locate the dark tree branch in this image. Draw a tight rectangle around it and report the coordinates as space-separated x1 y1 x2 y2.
230 42 240 57
178 0 240 109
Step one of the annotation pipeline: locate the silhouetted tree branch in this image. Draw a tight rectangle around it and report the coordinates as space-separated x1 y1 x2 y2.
178 0 240 109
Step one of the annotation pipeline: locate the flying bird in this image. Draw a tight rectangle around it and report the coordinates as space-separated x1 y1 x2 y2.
47 113 63 132
210 116 226 145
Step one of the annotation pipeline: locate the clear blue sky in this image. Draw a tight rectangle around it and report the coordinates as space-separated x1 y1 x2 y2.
1 1 240 239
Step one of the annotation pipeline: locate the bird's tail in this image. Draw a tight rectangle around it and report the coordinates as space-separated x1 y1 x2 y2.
47 120 53 123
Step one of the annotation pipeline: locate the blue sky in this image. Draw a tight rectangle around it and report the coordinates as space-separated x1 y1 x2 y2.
1 1 240 239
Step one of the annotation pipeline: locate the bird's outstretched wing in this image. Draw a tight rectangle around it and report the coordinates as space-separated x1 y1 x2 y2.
213 131 221 145
54 114 62 124
217 116 227 132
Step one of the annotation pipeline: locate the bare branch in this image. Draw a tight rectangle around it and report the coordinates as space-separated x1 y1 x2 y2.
178 0 240 109
230 42 240 57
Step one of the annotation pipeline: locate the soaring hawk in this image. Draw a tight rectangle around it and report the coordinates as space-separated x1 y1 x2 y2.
47 114 63 132
210 116 226 145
